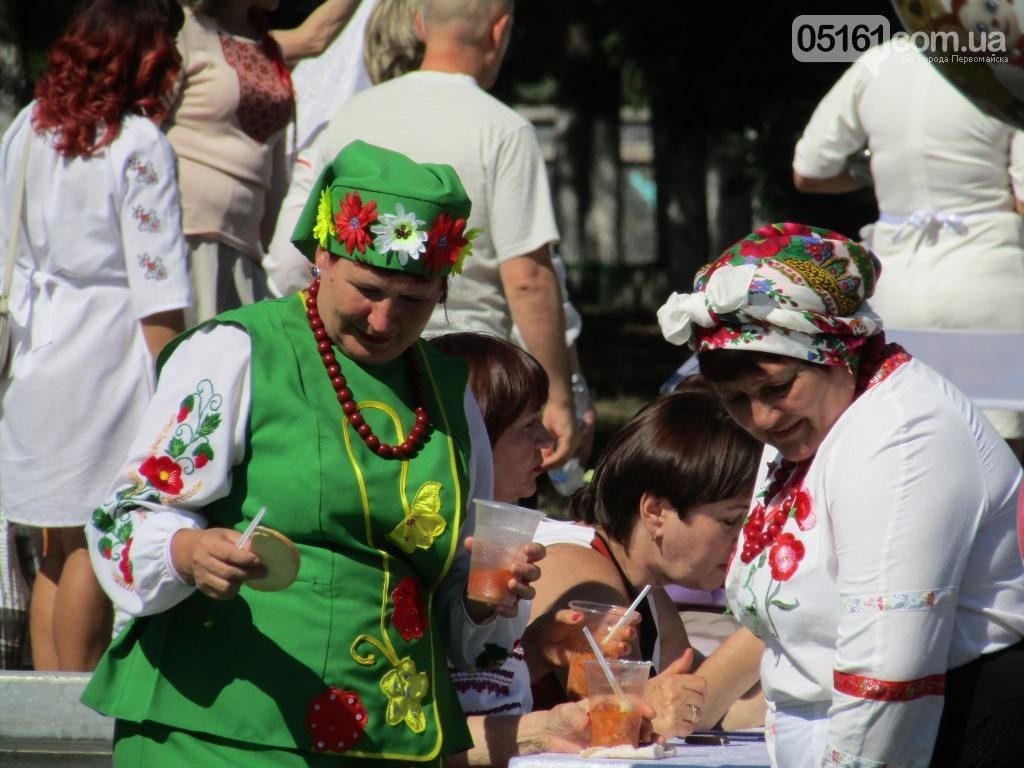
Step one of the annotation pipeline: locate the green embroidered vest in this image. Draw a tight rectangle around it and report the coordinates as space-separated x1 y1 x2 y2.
84 295 473 761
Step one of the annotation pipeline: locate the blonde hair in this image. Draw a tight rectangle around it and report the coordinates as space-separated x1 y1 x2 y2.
363 0 425 84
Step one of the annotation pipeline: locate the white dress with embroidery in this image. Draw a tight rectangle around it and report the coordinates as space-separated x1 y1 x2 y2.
84 323 516 669
724 356 1024 768
0 105 191 527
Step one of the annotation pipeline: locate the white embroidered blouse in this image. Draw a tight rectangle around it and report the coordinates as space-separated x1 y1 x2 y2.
725 356 1024 767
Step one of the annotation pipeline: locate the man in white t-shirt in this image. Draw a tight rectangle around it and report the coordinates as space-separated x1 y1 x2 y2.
266 0 579 468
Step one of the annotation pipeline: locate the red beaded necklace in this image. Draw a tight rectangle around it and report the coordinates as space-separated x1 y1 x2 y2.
305 278 430 460
739 335 911 563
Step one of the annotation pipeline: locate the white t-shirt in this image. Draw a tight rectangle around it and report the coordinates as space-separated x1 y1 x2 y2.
0 106 191 526
725 355 1024 767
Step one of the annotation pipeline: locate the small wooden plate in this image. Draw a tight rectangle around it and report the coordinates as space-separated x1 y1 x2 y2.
247 526 300 592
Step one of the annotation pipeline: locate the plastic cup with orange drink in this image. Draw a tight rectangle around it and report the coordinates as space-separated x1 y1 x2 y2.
465 499 544 607
565 599 641 699
584 658 652 747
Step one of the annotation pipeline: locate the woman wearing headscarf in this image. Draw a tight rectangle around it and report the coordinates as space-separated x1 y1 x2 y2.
82 140 541 766
657 222 1024 767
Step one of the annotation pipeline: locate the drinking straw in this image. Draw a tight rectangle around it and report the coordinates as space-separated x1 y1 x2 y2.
582 626 633 710
236 506 267 549
603 584 652 645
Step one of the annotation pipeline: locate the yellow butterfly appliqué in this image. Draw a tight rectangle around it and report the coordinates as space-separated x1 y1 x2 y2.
388 482 446 554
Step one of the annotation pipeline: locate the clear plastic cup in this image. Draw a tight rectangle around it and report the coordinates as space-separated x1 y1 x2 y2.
465 499 544 607
584 659 652 748
565 599 641 699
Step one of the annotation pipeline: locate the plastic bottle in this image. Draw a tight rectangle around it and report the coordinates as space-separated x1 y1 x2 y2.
548 373 589 496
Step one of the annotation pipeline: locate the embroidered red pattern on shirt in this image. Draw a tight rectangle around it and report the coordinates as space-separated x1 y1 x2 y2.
219 34 292 143
833 670 945 701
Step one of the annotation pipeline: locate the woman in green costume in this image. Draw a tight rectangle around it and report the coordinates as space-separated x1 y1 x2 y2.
84 140 542 766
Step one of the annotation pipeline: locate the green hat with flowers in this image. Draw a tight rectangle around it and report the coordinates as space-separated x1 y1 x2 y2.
291 140 480 278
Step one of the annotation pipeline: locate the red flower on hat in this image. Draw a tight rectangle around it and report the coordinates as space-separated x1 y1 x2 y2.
392 576 427 642
306 687 368 753
334 192 378 254
138 455 184 495
424 213 468 273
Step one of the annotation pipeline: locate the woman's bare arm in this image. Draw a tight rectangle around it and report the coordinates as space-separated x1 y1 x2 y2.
271 0 360 65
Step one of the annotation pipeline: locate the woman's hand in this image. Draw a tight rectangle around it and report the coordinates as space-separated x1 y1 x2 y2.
462 538 546 620
522 607 639 679
541 700 592 753
541 698 657 753
500 540 545 616
171 528 266 600
642 649 707 738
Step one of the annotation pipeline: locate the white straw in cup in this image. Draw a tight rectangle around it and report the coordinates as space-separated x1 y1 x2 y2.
582 626 633 711
603 584 652 645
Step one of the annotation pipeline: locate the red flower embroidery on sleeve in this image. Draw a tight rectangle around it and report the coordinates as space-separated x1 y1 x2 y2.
138 456 184 494
391 576 427 642
768 533 805 581
118 538 134 586
306 687 367 753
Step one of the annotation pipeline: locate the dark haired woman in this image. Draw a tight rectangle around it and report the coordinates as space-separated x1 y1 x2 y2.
658 222 1024 767
524 382 763 737
0 0 191 671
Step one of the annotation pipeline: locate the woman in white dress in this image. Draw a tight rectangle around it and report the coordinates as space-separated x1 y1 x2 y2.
0 0 192 670
657 222 1024 767
792 37 1024 445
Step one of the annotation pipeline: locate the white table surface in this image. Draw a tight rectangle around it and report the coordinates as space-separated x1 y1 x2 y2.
509 735 770 767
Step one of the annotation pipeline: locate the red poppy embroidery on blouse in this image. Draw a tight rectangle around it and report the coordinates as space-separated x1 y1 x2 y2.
219 34 292 143
833 670 945 701
736 460 811 637
306 687 367 753
90 380 223 591
118 537 135 586
391 576 427 642
138 455 184 495
768 533 805 581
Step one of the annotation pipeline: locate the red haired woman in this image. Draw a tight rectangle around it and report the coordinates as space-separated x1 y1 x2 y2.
0 0 192 671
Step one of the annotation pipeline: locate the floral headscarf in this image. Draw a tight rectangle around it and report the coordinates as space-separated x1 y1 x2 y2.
657 223 884 369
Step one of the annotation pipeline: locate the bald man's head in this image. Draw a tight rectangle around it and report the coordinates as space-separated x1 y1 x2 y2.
421 0 513 45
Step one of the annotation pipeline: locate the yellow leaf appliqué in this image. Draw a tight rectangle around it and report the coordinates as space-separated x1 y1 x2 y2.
380 657 429 733
387 482 446 554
